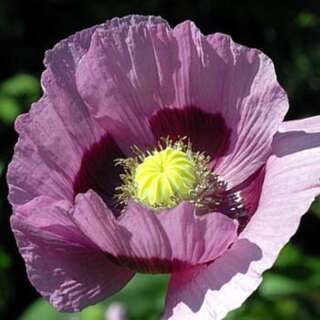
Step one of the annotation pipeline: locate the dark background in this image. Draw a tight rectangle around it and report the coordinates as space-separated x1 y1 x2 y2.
0 1 320 319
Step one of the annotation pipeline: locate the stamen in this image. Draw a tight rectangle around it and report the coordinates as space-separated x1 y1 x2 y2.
115 137 246 217
136 147 197 207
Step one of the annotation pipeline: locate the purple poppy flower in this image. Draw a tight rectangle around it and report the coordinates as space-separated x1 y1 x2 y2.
8 15 320 319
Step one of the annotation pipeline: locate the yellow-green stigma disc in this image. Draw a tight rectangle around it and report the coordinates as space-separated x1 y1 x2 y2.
134 147 197 208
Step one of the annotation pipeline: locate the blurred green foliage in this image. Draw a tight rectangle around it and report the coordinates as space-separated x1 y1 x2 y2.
20 274 168 320
0 74 40 125
0 245 12 313
0 1 320 319
311 199 320 219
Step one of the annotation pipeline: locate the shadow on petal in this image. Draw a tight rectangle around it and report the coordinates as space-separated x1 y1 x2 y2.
273 130 320 157
165 239 262 318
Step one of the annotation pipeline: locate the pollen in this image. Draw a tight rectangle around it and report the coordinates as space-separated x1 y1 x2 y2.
134 147 197 207
114 137 238 212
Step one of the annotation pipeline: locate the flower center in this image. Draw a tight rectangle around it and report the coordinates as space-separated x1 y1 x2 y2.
134 147 197 207
115 137 242 213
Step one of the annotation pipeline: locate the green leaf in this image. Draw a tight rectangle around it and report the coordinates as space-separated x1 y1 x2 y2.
0 247 11 269
80 305 105 320
310 199 320 219
304 257 320 287
259 273 303 297
0 74 40 101
0 96 21 124
296 12 318 28
19 300 66 320
0 160 4 177
275 244 302 268
273 298 300 319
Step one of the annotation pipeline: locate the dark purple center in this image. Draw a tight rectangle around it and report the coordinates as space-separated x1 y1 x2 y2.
72 106 265 229
150 106 231 162
73 133 125 213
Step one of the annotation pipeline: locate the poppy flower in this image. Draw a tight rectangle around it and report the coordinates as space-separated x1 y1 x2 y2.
8 15 320 319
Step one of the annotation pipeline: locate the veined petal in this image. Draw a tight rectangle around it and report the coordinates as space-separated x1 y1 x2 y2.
205 33 288 186
149 20 285 182
11 197 134 312
164 116 320 320
7 23 102 206
76 16 173 154
75 17 288 184
171 22 288 186
72 191 238 273
7 15 316 319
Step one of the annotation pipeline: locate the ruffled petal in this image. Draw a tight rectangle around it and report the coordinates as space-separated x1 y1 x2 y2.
76 15 173 154
7 96 89 205
154 22 286 184
43 23 102 149
8 17 159 206
8 15 289 205
172 22 288 185
76 17 288 185
149 20 286 182
7 24 103 206
163 116 320 319
72 191 238 273
11 197 134 311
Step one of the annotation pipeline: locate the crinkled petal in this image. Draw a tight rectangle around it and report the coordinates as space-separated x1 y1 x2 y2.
72 191 238 273
203 31 288 185
172 23 288 184
76 16 173 154
11 197 134 311
76 17 288 184
7 15 289 206
163 116 320 320
7 24 102 206
8 16 168 206
43 22 102 149
8 17 153 206
8 96 92 205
